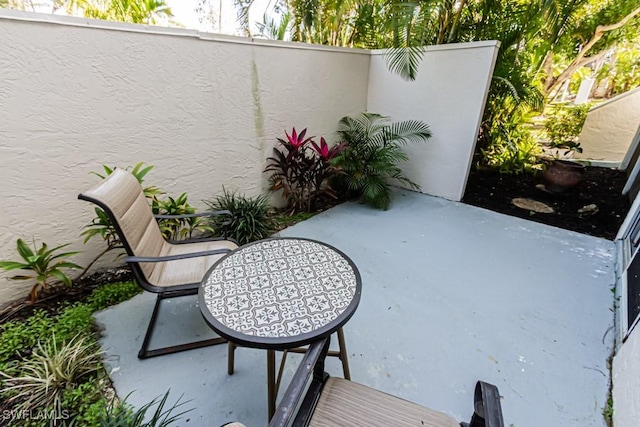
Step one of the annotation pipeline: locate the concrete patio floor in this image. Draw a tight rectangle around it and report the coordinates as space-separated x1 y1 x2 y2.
95 190 616 427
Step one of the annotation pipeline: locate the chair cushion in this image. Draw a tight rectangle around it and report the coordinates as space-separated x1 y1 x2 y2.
147 239 239 287
309 378 459 427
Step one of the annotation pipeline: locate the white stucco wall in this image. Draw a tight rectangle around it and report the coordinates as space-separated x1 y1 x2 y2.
367 41 499 201
0 10 498 303
574 87 640 164
613 325 640 427
0 10 369 303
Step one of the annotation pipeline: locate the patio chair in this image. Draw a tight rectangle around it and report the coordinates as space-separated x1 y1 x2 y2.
79 168 238 359
268 337 505 427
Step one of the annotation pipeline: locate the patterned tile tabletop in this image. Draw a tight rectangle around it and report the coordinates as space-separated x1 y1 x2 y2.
201 238 359 340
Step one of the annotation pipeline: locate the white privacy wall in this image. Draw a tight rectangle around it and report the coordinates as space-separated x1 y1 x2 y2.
367 41 500 201
0 10 498 303
574 87 640 165
0 11 369 303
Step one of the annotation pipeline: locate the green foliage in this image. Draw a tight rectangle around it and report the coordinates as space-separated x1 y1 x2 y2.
1 335 103 413
77 0 173 25
544 104 590 147
482 126 543 175
205 188 273 245
88 281 141 311
0 283 138 366
60 380 109 426
153 192 215 241
0 310 51 363
0 239 82 302
81 206 122 251
603 394 614 426
333 112 431 210
100 391 192 427
596 43 640 96
265 128 345 212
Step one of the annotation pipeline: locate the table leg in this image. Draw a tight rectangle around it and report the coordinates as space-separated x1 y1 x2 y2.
337 328 351 380
267 349 276 420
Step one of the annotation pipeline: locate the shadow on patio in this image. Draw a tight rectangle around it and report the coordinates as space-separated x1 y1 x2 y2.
95 190 615 427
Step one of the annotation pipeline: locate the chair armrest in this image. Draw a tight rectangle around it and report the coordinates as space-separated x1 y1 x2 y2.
153 210 232 220
124 248 232 263
463 381 505 427
269 338 330 427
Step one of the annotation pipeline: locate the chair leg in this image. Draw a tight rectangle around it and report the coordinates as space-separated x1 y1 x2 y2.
228 341 236 375
138 292 227 359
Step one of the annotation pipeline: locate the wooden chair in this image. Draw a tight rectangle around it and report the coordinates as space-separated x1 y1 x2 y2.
79 168 238 359
269 337 505 427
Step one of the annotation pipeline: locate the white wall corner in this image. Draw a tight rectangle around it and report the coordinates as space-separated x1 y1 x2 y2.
366 41 500 201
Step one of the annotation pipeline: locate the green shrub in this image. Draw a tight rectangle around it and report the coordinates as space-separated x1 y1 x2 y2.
55 303 95 342
482 116 542 175
88 281 141 311
333 113 432 210
544 104 590 147
60 380 110 426
0 310 51 363
205 188 273 245
1 335 103 414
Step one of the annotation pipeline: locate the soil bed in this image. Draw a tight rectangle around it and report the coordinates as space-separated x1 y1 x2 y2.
463 166 630 241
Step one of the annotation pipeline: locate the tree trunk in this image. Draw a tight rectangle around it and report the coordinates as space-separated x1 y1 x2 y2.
545 6 640 95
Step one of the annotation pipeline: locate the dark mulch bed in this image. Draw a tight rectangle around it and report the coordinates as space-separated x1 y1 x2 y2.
0 267 133 324
463 166 631 240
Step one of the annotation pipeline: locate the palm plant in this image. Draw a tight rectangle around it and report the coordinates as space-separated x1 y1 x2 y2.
333 112 431 210
0 239 82 303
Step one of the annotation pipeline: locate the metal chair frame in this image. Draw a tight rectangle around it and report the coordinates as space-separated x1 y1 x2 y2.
79 174 236 359
269 337 505 427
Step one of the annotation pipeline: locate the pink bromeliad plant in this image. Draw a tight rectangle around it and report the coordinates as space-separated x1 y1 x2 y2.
265 128 346 213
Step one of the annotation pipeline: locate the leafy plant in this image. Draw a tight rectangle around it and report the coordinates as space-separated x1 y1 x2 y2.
265 128 345 213
0 309 50 363
481 109 543 175
91 162 163 199
333 112 432 209
1 334 103 414
482 126 543 175
0 239 82 303
544 104 590 148
99 390 192 427
205 188 272 245
88 281 141 311
153 192 215 241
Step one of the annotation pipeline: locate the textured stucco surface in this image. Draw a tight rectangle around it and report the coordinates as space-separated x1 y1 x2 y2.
613 325 640 427
367 41 499 201
0 12 369 303
575 87 640 164
0 11 498 303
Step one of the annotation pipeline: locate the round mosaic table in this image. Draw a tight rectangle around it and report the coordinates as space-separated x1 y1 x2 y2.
198 237 362 418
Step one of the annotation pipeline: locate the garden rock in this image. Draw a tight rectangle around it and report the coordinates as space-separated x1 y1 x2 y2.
578 204 599 217
511 198 554 214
